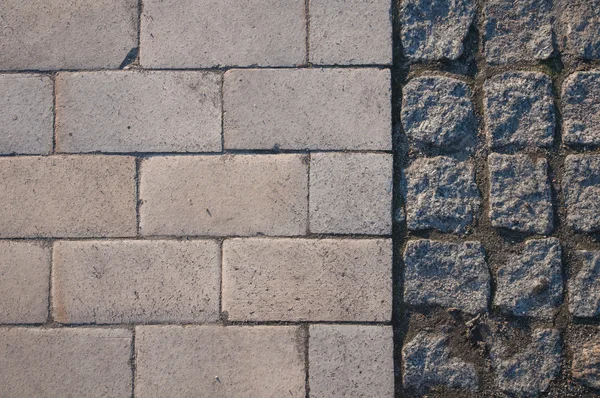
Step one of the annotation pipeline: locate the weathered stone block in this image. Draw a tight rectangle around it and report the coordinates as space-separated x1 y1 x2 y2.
563 155 600 233
569 251 600 318
562 72 600 146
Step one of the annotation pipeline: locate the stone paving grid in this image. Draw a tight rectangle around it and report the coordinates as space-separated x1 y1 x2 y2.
1 0 600 397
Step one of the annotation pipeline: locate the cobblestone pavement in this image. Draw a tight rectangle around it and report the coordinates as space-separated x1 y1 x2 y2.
0 1 599 397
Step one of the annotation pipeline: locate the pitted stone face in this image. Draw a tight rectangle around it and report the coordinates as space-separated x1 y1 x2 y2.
556 0 600 60
571 327 600 389
562 72 600 146
569 251 600 318
563 154 600 233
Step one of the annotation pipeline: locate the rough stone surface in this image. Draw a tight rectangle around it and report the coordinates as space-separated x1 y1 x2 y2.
0 75 53 154
309 325 394 398
140 0 305 68
0 328 132 398
484 0 554 64
556 0 600 60
403 331 478 394
0 241 51 324
569 251 600 318
309 0 392 65
56 71 222 153
222 238 392 322
309 153 393 235
494 238 563 319
562 72 600 146
571 328 600 389
401 75 476 152
139 154 308 237
401 156 480 234
403 239 490 314
0 156 136 238
563 155 600 233
52 240 221 324
488 153 553 234
400 0 475 62
495 329 562 396
135 325 305 398
0 0 137 70
224 68 391 150
484 72 555 149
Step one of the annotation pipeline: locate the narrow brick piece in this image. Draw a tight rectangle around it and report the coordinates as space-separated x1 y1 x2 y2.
0 328 132 398
0 241 51 324
402 156 481 234
0 75 53 154
309 325 394 398
0 156 136 238
224 68 391 150
0 0 137 70
400 0 475 62
53 240 220 324
484 72 555 149
556 0 600 60
309 153 392 235
140 154 308 236
488 153 553 234
140 0 305 68
569 251 600 318
562 72 600 146
135 325 305 398
309 0 392 65
222 238 392 322
56 71 222 153
404 239 490 314
484 0 554 64
563 155 600 232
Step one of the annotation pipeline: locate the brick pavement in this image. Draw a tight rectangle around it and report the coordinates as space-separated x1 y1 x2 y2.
0 0 600 397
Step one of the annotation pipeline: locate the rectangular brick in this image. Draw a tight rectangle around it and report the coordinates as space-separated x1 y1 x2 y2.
0 0 137 70
140 0 305 68
56 71 222 153
0 74 53 154
0 156 136 238
135 325 305 398
0 241 51 324
224 68 391 150
139 154 308 236
222 238 392 321
0 328 132 398
52 240 220 324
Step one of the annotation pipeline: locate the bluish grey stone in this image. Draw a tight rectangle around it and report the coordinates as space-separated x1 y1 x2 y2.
563 154 600 233
562 72 600 146
494 238 563 319
569 251 600 318
571 327 600 389
556 0 600 60
403 239 490 314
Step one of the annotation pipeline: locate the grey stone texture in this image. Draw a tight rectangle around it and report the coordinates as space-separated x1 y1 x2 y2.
56 71 222 153
555 0 600 60
569 251 600 318
562 71 600 146
400 0 475 62
484 0 554 64
0 0 137 70
494 238 563 319
0 328 132 398
0 74 54 154
52 240 221 324
222 238 392 322
139 154 308 237
563 154 600 233
309 153 393 235
571 327 600 389
0 241 51 324
224 68 391 150
403 239 490 314
309 0 392 65
495 329 562 396
401 156 481 234
140 0 305 68
0 156 136 238
488 153 553 234
401 75 476 152
484 72 555 149
403 331 478 393
309 325 394 398
135 325 306 398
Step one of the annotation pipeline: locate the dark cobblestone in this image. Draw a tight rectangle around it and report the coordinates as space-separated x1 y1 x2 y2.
569 250 600 318
562 72 600 146
556 0 600 60
571 327 600 389
563 154 600 233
